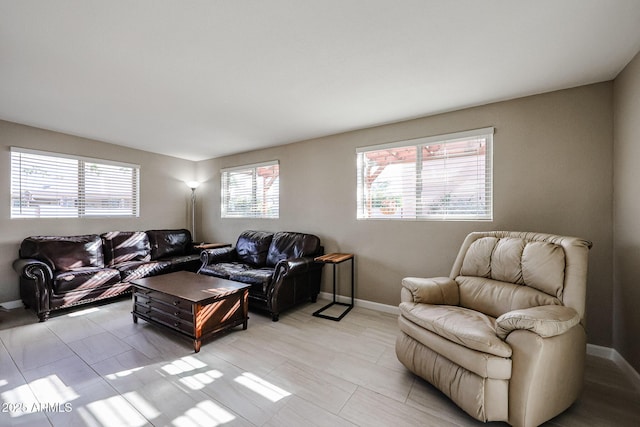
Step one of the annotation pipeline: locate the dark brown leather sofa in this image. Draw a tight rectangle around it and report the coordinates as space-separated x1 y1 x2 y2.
198 230 324 321
13 229 200 322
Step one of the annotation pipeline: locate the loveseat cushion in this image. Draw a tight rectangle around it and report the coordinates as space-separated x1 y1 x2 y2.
230 267 274 291
399 301 512 358
200 262 249 279
235 231 274 266
101 231 151 267
20 235 105 271
54 267 121 294
147 229 193 260
266 231 321 267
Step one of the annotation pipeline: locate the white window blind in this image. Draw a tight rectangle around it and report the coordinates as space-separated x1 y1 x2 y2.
356 128 493 220
221 161 279 218
10 147 140 218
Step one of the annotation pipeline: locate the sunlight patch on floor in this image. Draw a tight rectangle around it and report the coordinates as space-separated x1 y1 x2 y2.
83 395 148 427
105 366 144 380
67 307 101 317
171 400 235 427
234 372 291 402
179 370 223 391
162 356 207 375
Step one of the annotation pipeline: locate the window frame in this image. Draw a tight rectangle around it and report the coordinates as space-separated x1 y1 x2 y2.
356 127 494 221
10 147 140 219
220 160 280 219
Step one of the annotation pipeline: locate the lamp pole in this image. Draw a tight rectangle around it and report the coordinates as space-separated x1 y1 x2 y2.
187 181 200 241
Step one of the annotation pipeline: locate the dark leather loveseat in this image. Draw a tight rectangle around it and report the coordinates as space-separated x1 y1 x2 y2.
13 229 200 321
198 230 324 321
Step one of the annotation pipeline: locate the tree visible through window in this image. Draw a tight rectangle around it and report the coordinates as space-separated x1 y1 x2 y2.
221 161 279 218
356 128 493 220
10 147 140 218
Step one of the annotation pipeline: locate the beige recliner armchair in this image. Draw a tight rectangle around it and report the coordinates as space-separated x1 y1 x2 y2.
396 231 592 427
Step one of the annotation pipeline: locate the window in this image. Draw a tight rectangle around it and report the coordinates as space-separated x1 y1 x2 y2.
221 161 279 218
356 127 493 220
10 147 140 218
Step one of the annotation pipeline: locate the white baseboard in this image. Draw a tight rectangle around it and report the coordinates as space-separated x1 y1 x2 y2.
317 292 399 315
0 299 23 310
587 343 640 392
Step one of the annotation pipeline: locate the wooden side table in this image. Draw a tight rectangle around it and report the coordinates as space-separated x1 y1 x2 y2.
194 243 232 250
312 253 354 321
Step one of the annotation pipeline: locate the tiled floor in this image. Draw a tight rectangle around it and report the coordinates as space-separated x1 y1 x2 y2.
1 298 639 426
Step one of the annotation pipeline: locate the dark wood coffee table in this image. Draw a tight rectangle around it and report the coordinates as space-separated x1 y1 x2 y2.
131 271 250 352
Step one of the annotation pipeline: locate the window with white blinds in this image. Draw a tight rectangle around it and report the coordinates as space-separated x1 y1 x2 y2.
10 147 140 218
221 161 279 218
356 128 493 220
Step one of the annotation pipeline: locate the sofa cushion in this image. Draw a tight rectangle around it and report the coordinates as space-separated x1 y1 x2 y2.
399 301 512 358
20 235 105 271
236 231 273 266
266 232 321 267
54 267 121 294
199 262 249 279
163 254 201 272
101 231 151 267
114 260 171 282
230 267 274 289
147 229 193 260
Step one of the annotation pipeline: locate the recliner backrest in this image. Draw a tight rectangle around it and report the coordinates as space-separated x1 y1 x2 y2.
450 231 592 321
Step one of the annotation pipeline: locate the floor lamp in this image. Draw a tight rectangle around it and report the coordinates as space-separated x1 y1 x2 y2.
187 181 200 241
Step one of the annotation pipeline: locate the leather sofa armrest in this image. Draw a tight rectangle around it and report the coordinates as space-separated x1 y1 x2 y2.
13 258 54 281
496 305 581 340
199 246 235 267
272 256 320 283
401 277 459 305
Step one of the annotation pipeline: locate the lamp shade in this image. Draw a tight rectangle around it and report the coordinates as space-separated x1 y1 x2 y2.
186 181 200 190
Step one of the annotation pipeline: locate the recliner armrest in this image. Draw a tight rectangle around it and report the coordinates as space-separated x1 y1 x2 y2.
496 305 581 340
401 277 459 305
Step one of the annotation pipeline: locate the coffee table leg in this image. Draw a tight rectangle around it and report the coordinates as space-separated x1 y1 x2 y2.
194 339 201 353
242 289 249 330
132 313 138 323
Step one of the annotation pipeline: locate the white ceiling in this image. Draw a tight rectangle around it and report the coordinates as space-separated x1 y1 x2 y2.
2 1 640 161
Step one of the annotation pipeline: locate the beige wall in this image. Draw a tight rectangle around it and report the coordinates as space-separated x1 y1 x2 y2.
613 50 640 372
0 83 617 348
0 120 196 304
198 83 614 346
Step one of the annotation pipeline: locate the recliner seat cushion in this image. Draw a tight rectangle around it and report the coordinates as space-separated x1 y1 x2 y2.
399 301 512 358
398 316 512 379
